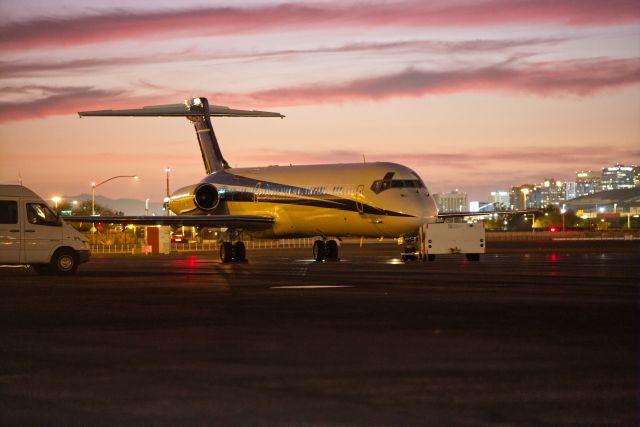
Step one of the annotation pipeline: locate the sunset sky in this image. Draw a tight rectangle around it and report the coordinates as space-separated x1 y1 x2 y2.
1 0 639 204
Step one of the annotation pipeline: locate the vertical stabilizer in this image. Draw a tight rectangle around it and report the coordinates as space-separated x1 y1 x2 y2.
186 98 230 173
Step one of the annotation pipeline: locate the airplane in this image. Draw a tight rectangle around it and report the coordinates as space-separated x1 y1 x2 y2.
65 97 461 263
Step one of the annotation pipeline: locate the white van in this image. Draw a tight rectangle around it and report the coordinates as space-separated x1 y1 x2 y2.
0 185 90 274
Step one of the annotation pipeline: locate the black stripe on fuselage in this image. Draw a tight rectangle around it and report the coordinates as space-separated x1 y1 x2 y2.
203 170 415 218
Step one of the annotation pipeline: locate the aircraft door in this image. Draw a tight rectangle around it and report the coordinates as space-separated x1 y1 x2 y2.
356 185 364 214
254 182 262 204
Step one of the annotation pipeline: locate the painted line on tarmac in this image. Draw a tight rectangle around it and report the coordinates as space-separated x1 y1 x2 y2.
270 285 354 289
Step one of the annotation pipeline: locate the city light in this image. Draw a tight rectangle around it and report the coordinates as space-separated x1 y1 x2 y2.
51 196 61 210
520 187 529 209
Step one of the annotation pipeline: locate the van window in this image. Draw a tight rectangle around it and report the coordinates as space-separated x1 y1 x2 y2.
27 203 59 226
0 201 18 224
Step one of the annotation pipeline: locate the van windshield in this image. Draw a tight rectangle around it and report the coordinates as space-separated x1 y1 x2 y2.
27 203 59 226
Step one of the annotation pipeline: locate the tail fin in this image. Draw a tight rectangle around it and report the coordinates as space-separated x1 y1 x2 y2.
188 98 229 172
79 97 284 174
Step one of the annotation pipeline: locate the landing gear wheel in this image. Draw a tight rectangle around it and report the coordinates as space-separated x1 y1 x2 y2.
401 245 418 262
233 242 246 262
326 240 339 261
220 242 234 263
313 240 327 262
51 249 79 275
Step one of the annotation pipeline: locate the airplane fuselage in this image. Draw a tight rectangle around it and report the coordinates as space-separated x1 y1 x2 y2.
171 162 439 239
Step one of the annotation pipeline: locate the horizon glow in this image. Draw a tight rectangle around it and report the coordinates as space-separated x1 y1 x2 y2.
0 0 639 203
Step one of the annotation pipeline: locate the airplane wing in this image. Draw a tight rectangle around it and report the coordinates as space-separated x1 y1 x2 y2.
63 215 275 230
79 99 284 118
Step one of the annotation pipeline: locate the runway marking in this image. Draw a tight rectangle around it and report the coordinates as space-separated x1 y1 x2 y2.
270 285 354 289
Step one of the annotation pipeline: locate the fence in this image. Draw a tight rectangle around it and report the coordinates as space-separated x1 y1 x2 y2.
486 231 640 241
90 238 314 254
172 238 314 252
90 244 137 254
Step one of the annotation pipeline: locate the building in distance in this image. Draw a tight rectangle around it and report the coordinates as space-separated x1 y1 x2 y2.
433 189 468 212
510 185 535 210
510 178 565 209
601 164 637 191
575 170 602 197
488 191 510 210
537 178 565 207
564 181 577 201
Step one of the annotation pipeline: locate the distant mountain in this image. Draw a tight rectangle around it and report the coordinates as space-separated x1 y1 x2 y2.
64 193 165 216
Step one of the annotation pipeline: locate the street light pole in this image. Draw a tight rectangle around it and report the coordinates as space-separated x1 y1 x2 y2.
91 175 138 232
532 212 535 232
165 167 171 216
165 168 171 198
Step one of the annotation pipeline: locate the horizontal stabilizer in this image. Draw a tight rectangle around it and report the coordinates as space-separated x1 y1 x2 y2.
63 214 275 230
79 97 284 118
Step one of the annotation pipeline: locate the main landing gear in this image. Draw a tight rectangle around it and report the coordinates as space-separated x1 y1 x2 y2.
313 239 340 262
220 241 246 263
219 229 247 263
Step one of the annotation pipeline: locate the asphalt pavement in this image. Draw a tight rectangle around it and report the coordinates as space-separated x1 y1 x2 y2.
1 241 638 426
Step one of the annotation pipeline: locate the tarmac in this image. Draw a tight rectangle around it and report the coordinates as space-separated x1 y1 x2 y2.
1 241 638 426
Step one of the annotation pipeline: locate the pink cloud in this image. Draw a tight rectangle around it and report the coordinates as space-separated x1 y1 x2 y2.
1 57 638 123
0 1 637 51
229 57 640 106
0 86 177 122
0 37 563 78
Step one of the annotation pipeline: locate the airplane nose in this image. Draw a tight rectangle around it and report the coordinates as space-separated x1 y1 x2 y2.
418 194 438 222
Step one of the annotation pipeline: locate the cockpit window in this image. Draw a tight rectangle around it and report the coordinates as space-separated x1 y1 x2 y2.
370 178 426 194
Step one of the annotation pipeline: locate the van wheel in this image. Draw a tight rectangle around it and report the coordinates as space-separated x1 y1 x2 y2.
51 249 79 275
32 264 51 275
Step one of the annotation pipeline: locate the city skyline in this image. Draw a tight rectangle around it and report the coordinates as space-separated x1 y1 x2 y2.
1 0 639 202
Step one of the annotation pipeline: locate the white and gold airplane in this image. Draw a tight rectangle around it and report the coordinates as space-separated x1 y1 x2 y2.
66 97 439 262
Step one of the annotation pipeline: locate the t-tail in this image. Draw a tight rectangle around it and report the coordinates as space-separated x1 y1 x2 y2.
79 97 284 174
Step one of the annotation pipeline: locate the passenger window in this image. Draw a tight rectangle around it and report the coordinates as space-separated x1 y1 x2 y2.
26 203 59 226
0 201 18 224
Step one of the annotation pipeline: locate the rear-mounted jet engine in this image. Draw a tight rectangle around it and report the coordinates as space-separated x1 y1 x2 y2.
168 183 220 214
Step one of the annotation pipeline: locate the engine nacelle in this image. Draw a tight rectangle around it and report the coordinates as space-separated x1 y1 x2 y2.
167 183 220 215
